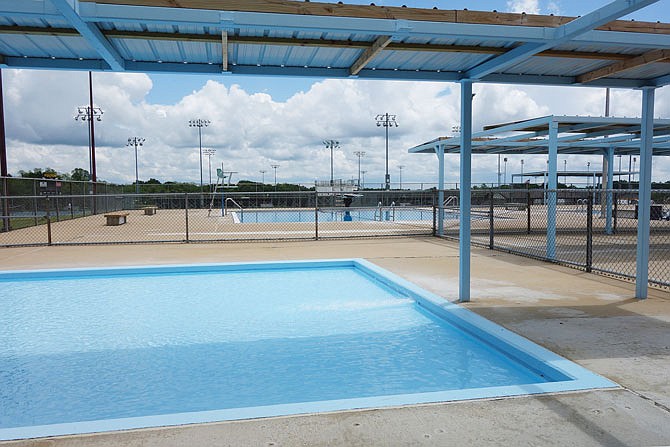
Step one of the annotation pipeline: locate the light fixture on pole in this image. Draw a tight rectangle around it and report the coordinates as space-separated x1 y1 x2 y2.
398 165 405 190
271 164 279 192
353 151 366 188
188 118 210 207
203 148 216 192
323 140 340 186
375 113 398 190
126 137 145 194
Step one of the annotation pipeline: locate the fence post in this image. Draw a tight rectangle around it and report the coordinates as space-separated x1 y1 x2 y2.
489 190 494 249
45 196 52 246
613 192 618 234
33 180 39 226
586 196 593 272
184 193 190 243
526 187 531 234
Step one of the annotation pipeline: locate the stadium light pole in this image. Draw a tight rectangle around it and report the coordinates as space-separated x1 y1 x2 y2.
361 170 367 189
126 137 145 194
189 118 210 207
353 151 366 188
74 74 103 196
323 140 340 186
503 157 508 185
398 165 405 190
203 148 216 191
271 164 279 192
375 113 398 190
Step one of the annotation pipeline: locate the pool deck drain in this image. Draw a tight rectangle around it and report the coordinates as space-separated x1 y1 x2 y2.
1 238 669 446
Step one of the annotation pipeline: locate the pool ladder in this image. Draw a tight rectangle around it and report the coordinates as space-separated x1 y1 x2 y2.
374 201 395 221
224 198 243 219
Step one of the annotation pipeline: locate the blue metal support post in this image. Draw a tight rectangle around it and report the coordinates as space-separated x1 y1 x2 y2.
435 144 444 236
636 87 655 299
546 120 558 260
436 144 445 236
459 80 473 303
605 147 614 234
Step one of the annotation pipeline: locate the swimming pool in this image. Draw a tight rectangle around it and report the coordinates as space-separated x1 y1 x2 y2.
0 259 615 440
233 208 440 223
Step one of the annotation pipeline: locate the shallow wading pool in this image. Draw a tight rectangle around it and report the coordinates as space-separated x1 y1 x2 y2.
0 259 616 440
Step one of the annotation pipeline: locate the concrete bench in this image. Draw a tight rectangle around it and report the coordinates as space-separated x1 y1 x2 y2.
505 203 527 211
142 206 158 215
104 212 129 226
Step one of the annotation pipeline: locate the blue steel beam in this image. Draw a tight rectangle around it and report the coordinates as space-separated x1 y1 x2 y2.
547 120 558 260
636 87 655 299
464 0 660 81
605 147 614 234
459 80 473 303
436 144 444 237
49 0 124 71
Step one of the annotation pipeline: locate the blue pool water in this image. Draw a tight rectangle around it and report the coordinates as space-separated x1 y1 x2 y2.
0 260 615 439
235 208 438 223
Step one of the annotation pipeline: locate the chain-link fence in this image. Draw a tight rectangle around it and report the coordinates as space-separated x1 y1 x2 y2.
438 188 669 290
0 190 436 246
1 186 668 290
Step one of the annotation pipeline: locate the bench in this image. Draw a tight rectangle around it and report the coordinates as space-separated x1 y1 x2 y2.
104 212 129 226
142 206 158 215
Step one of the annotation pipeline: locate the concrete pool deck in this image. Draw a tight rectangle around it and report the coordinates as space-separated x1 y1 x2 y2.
1 237 669 446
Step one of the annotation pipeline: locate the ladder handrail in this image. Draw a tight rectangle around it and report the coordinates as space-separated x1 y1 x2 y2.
224 198 243 217
443 195 458 207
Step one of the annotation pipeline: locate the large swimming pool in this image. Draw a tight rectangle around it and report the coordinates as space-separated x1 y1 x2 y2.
233 208 441 223
0 260 615 440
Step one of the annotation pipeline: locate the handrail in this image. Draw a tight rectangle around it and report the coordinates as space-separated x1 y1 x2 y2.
224 198 243 217
444 195 458 207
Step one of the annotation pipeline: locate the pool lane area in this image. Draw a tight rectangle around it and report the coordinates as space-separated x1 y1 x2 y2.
0 259 616 440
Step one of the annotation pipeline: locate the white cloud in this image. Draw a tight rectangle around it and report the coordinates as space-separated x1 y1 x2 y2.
506 0 540 14
3 69 670 187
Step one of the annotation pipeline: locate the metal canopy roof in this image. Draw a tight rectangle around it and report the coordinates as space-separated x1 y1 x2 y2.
408 115 670 156
0 0 669 87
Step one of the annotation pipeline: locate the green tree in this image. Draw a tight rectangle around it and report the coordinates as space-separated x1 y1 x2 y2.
70 168 90 181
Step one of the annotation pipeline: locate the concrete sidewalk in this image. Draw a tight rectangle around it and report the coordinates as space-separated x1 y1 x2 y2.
1 237 669 446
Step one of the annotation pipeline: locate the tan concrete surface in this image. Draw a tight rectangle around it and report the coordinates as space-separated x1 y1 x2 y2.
1 238 669 446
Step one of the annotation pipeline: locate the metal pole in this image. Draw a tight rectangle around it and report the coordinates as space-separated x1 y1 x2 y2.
134 141 139 194
198 126 203 205
385 117 389 190
0 69 8 232
458 80 473 303
497 154 501 187
635 88 655 299
88 72 97 196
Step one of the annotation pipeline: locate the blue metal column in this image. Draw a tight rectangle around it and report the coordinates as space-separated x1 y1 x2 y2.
459 80 473 303
436 144 445 236
636 87 655 299
546 120 558 260
605 147 614 234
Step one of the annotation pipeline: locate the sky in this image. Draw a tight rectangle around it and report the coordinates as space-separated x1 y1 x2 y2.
3 0 670 188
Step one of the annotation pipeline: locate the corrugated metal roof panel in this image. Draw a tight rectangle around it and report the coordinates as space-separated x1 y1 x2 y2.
503 57 614 77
